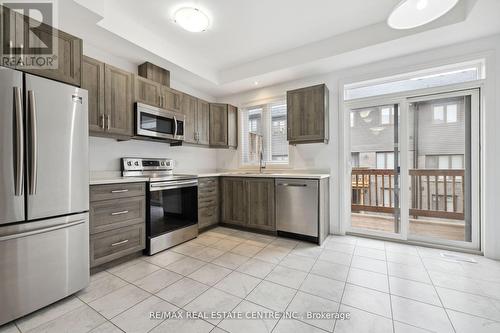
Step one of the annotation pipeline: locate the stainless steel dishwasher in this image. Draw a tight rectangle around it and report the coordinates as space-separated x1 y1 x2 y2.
276 178 319 242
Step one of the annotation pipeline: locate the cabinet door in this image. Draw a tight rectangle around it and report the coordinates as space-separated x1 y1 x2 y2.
228 104 238 148
197 99 210 145
221 178 247 226
22 17 82 86
1 5 16 69
104 64 133 138
209 103 228 147
287 84 327 143
134 75 162 108
162 86 182 112
247 179 275 231
82 56 105 134
181 94 198 144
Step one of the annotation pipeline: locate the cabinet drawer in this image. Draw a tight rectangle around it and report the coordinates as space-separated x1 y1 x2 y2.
198 195 217 208
90 224 145 268
90 183 145 202
198 186 217 196
199 206 219 228
199 177 218 187
90 196 145 234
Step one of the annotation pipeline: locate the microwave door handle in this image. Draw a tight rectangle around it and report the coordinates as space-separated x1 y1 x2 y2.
174 115 178 137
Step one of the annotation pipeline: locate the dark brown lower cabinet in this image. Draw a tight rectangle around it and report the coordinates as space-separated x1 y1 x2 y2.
89 182 146 268
221 177 275 231
246 178 275 231
221 177 247 226
198 177 219 229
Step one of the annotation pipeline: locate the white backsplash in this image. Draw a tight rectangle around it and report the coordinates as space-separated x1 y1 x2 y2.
89 136 219 173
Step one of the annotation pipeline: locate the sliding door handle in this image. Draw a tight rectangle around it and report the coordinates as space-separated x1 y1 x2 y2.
28 90 38 195
13 87 24 196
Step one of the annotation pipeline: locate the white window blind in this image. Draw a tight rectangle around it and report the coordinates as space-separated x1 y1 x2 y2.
240 100 289 166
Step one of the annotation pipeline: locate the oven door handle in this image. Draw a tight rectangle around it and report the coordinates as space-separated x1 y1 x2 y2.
150 179 198 191
174 115 178 138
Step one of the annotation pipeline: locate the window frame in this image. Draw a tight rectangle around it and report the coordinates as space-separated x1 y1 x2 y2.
239 99 290 169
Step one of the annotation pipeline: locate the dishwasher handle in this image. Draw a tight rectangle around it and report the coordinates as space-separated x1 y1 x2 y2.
277 183 308 187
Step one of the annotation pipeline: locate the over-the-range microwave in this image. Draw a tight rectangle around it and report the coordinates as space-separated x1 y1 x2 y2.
135 102 185 141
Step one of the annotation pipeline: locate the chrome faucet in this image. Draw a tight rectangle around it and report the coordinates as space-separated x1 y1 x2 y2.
259 150 266 173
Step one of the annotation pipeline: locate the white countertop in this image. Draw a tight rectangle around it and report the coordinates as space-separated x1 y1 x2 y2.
90 170 330 185
89 176 150 185
89 171 149 185
197 172 330 179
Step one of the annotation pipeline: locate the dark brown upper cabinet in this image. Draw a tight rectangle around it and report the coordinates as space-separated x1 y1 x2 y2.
209 103 238 149
1 5 19 70
182 94 211 146
287 84 329 144
104 64 134 138
82 59 133 140
182 93 198 144
138 62 170 87
82 56 105 134
196 99 210 146
134 75 163 108
162 86 182 112
228 104 238 149
20 15 82 86
209 103 228 147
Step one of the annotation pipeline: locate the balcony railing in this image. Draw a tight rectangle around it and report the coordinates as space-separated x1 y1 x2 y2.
352 168 465 220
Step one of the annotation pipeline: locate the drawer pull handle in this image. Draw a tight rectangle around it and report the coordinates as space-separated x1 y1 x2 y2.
111 239 129 247
111 210 129 216
111 189 129 193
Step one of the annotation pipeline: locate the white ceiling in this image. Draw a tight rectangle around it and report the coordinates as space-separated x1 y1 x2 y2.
63 0 500 97
112 0 400 70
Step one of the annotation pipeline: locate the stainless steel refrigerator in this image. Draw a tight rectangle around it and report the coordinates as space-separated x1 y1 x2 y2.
0 67 90 325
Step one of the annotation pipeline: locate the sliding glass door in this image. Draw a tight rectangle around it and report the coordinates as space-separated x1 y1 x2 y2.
347 89 480 250
349 103 401 236
407 90 480 248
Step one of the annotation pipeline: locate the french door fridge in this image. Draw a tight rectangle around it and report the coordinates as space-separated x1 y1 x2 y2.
0 67 90 325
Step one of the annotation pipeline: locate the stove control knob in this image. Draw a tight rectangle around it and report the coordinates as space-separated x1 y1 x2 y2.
134 161 139 166
127 161 132 166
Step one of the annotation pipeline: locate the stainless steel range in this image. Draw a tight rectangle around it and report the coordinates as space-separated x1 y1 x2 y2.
122 158 198 255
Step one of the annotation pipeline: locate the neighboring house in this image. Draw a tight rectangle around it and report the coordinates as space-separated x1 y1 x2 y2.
350 97 466 217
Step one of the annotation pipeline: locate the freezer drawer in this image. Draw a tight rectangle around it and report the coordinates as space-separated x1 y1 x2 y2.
276 179 319 238
0 213 90 325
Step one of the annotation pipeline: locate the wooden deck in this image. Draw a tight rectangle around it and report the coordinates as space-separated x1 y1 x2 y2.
351 213 465 241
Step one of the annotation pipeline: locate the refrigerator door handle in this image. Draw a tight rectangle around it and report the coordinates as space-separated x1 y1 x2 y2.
28 90 38 195
14 87 24 196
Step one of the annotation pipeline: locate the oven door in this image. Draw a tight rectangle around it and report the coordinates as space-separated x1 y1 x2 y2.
136 103 177 139
147 180 198 238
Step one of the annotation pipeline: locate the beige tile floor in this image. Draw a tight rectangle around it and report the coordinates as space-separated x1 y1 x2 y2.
2 227 500 333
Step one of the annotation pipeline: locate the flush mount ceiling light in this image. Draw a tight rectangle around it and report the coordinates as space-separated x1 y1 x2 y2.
387 0 459 30
174 7 209 32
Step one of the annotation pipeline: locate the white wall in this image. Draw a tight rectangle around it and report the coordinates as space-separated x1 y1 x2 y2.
84 43 219 174
217 34 500 259
89 137 219 173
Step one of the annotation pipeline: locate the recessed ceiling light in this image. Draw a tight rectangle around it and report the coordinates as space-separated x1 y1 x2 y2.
387 0 459 30
253 81 259 86
174 7 209 32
